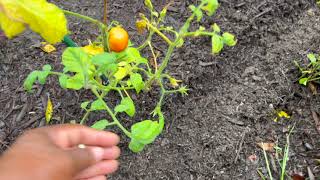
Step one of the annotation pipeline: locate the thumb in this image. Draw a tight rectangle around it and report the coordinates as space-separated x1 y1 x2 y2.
68 146 105 174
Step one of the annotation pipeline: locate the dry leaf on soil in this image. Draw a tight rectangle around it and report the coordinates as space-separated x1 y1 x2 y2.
257 142 275 152
45 96 53 124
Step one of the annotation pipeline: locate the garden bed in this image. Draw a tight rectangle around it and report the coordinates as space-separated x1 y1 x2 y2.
0 0 319 179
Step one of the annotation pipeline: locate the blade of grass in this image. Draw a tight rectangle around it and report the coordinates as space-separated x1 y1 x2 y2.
263 149 273 180
280 126 295 180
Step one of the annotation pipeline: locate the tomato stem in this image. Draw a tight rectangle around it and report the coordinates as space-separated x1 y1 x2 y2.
183 31 214 37
146 22 173 45
63 10 106 28
80 110 92 125
91 87 132 137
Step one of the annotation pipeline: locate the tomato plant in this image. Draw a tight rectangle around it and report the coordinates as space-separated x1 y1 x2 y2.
1 0 237 152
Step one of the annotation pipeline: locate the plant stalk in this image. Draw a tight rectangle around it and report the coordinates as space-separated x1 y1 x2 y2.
80 110 91 125
63 10 104 27
91 88 131 137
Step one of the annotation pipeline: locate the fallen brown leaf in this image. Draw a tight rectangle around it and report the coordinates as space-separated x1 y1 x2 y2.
257 142 275 152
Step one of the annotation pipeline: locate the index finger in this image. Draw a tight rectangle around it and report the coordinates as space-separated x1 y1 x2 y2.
38 124 120 148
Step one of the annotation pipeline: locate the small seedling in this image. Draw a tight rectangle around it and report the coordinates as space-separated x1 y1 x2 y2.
258 126 294 180
295 53 320 86
1 0 237 152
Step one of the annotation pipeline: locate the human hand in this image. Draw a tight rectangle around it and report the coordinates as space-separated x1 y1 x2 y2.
0 124 120 180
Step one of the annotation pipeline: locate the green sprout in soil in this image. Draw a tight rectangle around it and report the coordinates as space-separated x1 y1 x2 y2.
258 126 294 180
1 0 237 152
295 53 320 86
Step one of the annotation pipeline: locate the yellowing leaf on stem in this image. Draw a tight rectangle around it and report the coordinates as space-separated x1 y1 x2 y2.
40 42 56 53
0 0 68 44
114 66 130 81
136 20 147 34
0 5 25 38
169 77 182 88
82 44 104 56
45 96 53 124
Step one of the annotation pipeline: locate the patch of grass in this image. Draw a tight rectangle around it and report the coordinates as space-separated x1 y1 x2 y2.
259 126 295 180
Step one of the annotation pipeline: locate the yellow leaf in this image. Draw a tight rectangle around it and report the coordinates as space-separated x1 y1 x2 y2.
40 42 56 53
136 20 147 34
45 97 53 124
82 44 104 56
114 67 129 81
0 3 25 38
278 111 290 119
0 0 68 44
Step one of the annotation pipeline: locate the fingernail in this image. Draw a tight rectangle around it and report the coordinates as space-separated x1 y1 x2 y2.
90 147 105 161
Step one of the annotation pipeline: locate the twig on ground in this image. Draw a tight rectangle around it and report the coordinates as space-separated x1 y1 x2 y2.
199 61 216 67
15 103 29 123
234 127 248 163
19 115 44 129
251 8 272 22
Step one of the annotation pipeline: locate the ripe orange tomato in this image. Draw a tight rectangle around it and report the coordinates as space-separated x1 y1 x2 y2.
108 27 129 52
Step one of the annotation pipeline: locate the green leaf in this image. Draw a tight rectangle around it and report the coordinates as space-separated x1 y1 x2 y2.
114 104 129 112
91 99 106 111
38 65 52 85
212 34 224 54
212 23 221 33
42 64 52 71
59 74 68 89
222 32 237 46
160 7 167 19
130 73 145 93
129 139 145 153
126 48 141 63
93 53 118 75
128 120 162 152
299 78 309 86
189 5 203 22
66 73 85 90
0 0 68 44
81 101 90 110
24 71 39 92
97 63 118 75
91 52 116 66
307 53 317 63
115 97 135 117
37 71 50 85
144 0 153 10
202 0 219 16
62 47 94 73
136 57 148 65
151 12 159 18
91 119 109 130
